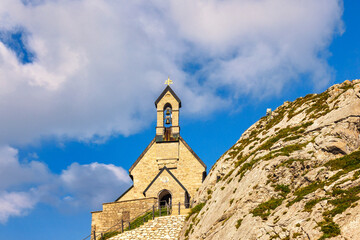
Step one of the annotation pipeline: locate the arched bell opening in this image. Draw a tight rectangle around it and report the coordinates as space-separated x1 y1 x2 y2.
163 103 172 128
158 189 172 208
163 103 173 141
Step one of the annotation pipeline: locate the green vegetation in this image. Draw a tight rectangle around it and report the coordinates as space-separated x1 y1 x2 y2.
274 184 290 198
325 186 360 217
276 158 306 168
186 202 206 220
339 82 353 91
292 232 302 238
288 181 325 206
99 231 120 240
99 207 169 240
222 169 234 181
304 198 326 212
185 223 193 237
235 218 243 229
354 170 360 180
318 217 341 239
325 150 360 173
251 198 284 220
305 92 331 119
287 93 317 120
283 135 302 142
235 158 257 180
229 199 234 205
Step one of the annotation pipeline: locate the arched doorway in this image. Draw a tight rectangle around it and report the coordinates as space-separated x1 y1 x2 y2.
158 189 172 207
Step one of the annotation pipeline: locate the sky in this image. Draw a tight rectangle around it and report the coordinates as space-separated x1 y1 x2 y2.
0 0 359 239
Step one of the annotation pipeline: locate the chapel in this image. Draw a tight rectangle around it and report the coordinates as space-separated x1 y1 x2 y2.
91 82 207 233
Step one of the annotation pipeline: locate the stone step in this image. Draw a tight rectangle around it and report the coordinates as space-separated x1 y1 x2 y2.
108 215 186 240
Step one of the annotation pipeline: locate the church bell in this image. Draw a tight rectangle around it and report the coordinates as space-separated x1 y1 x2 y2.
165 108 171 115
165 115 172 124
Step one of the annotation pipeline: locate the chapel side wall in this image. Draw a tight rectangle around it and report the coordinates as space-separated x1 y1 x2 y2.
91 197 157 234
173 140 206 199
130 144 159 198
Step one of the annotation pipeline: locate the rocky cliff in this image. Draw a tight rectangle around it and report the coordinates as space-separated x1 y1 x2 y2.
180 80 360 240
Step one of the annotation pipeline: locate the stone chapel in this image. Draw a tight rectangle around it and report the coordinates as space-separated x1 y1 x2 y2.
91 84 207 233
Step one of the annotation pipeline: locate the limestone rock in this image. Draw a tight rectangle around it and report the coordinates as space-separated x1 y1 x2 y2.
180 80 360 240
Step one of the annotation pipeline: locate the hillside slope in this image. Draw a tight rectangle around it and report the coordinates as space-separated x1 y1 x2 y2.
180 80 360 240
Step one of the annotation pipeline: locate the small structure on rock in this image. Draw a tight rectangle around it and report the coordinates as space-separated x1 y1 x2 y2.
91 82 207 235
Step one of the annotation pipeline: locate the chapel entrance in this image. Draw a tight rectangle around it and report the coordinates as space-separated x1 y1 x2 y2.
158 189 172 207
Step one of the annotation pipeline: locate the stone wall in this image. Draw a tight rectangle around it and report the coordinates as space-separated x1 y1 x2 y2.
121 138 205 203
91 197 157 234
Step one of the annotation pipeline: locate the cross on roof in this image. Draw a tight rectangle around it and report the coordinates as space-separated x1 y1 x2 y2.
165 77 173 86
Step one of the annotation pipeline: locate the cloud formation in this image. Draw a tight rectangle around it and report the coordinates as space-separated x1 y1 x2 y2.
0 146 131 223
0 0 343 145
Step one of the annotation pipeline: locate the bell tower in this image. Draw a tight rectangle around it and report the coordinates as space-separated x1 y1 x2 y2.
154 85 181 142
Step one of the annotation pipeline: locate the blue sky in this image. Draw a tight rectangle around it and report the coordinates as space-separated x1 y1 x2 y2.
0 0 359 239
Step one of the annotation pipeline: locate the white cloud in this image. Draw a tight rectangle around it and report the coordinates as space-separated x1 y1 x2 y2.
59 162 131 208
0 0 343 145
0 191 37 223
0 145 131 223
0 145 51 189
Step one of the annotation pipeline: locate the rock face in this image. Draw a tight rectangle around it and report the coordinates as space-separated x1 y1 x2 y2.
179 80 360 240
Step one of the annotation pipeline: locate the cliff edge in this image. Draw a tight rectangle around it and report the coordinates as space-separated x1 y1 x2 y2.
180 80 360 240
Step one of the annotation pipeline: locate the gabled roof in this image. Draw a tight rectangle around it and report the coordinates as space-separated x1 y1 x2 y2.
155 86 182 108
129 137 156 173
114 185 134 202
179 136 207 169
143 167 188 196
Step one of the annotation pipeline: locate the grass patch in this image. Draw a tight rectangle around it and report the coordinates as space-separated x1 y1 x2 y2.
185 223 193 237
354 170 360 180
235 218 243 229
277 158 306 168
288 181 325 206
325 150 360 173
283 135 302 142
223 169 234 181
318 217 341 239
304 198 326 212
324 186 360 217
100 231 120 240
251 198 284 220
274 184 290 198
186 203 206 220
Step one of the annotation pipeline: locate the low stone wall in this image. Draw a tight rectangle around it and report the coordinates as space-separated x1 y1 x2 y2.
91 197 157 235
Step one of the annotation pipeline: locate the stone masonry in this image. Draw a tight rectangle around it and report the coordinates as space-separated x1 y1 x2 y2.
108 215 186 240
91 198 157 234
91 85 206 236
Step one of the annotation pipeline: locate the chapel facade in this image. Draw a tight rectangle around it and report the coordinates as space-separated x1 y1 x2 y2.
91 84 206 233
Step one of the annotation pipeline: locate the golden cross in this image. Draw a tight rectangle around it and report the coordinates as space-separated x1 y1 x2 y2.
165 77 173 86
